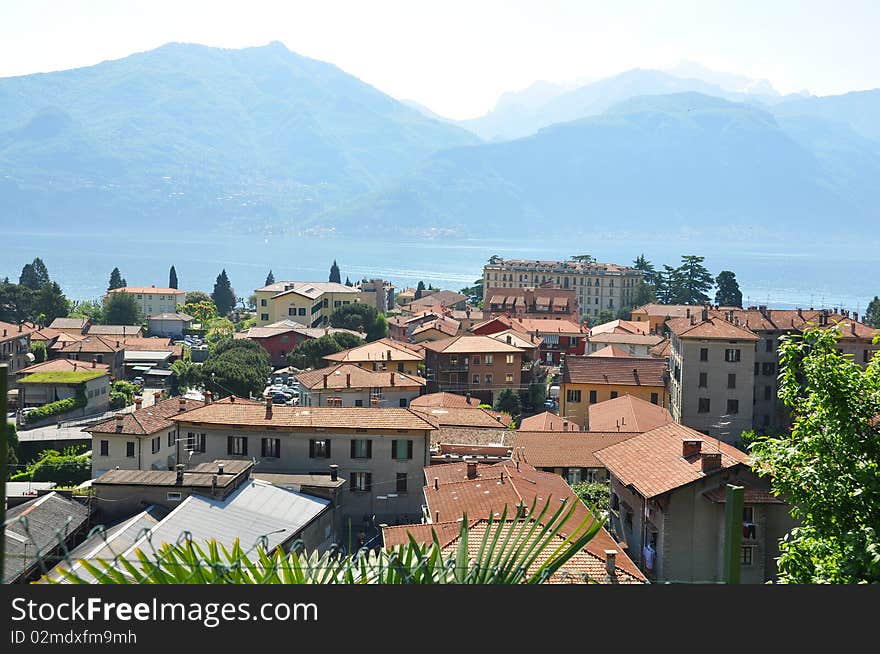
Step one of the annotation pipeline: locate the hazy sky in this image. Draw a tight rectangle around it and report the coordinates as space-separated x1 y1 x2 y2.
2 0 878 119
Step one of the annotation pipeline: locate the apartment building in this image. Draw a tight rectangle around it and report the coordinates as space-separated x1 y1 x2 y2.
254 281 361 327
472 315 586 365
106 286 186 316
1 320 37 385
666 311 758 445
482 258 643 321
484 286 579 321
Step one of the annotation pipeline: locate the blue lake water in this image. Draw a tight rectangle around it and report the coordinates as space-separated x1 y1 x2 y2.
2 231 877 313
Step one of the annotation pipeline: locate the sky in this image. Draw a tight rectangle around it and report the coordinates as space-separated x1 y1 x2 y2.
1 0 879 119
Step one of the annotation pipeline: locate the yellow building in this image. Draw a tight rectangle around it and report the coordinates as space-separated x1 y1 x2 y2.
323 338 424 375
559 356 668 428
255 281 362 327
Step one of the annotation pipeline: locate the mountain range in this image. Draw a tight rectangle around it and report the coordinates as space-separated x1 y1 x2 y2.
0 42 877 243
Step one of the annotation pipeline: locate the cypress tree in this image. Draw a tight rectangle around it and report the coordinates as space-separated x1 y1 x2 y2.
169 265 178 289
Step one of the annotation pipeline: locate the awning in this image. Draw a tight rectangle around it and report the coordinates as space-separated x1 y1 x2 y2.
131 365 152 372
145 368 173 377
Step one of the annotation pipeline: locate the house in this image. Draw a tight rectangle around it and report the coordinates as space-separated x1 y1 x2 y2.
395 288 416 309
421 335 526 405
296 363 425 408
447 308 484 332
595 422 796 583
587 394 674 433
237 319 365 368
472 316 586 365
118 336 181 382
409 392 481 409
87 324 144 338
49 334 125 380
587 319 663 356
17 358 110 416
410 316 461 343
146 313 193 338
254 281 361 327
0 320 38 385
560 356 668 428
387 310 442 341
630 303 704 333
412 459 646 583
170 397 437 523
518 411 579 431
106 286 186 316
87 393 206 476
48 317 91 335
483 285 579 321
407 290 468 313
512 430 638 484
666 311 759 445
323 338 424 375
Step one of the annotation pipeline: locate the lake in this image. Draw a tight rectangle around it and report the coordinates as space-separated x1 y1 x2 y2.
2 231 877 314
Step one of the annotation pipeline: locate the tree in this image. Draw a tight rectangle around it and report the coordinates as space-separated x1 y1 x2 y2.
571 481 610 515
714 271 743 307
30 341 47 364
109 380 140 410
569 254 596 263
186 290 212 305
287 333 364 370
345 276 352 287
5 422 20 479
205 317 234 351
0 280 32 323
488 255 503 265
201 339 271 399
183 300 218 326
460 279 484 304
596 310 615 325
329 303 387 341
19 258 50 290
415 281 426 299
329 260 341 284
265 270 275 286
246 293 257 310
211 269 236 316
107 267 127 291
169 266 178 290
631 280 655 307
170 359 202 395
69 299 104 323
494 388 522 418
32 282 70 324
750 327 880 583
865 296 880 328
672 255 713 305
104 292 142 325
633 254 658 288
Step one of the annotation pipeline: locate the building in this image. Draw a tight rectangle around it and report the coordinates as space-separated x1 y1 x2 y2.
666 312 758 445
483 258 643 322
595 422 796 583
588 345 634 358
395 288 416 309
254 281 361 327
630 303 698 332
146 313 193 338
587 394 674 433
357 278 395 313
512 430 637 484
587 332 665 357
407 290 468 314
560 356 668 428
87 394 206 476
323 338 424 375
48 317 91 335
473 316 586 365
170 398 437 523
1 320 37 385
410 316 461 343
518 410 580 431
409 392 481 409
49 334 125 380
296 363 425 408
236 320 365 368
87 325 144 338
17 358 110 416
106 286 186 316
422 335 526 405
484 285 579 321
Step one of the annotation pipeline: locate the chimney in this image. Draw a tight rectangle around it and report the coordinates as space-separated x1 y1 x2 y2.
387 349 392 361
1 329 5 337
390 372 395 386
434 510 440 522
230 396 236 403
175 464 185 485
265 394 273 420
690 315 696 326
218 463 224 475
153 390 161 402
323 374 328 389
134 396 143 410
115 413 124 433
346 373 351 388
700 452 722 473
178 397 187 412
516 503 526 519
73 361 77 370
563 420 568 430
205 390 213 404
797 308 803 319
211 475 217 491
500 470 505 484
18 322 23 332
506 334 512 344
433 477 439 490
329 464 338 481
851 321 857 336
604 550 617 582
91 359 96 368
116 340 120 348
682 438 703 458
685 308 690 319
466 460 478 479
853 312 859 322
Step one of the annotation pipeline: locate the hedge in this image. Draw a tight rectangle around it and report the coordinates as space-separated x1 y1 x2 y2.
24 390 87 425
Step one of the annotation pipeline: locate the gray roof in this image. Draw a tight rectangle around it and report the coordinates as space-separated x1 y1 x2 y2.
147 313 194 321
49 317 89 330
123 350 173 363
5 481 56 497
93 460 251 488
4 492 91 583
87 325 143 336
253 473 346 490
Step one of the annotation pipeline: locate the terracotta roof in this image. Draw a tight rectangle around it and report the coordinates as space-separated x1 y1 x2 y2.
588 332 665 346
519 411 579 431
589 319 650 336
594 423 752 498
411 317 460 338
108 287 184 295
18 358 109 375
89 396 206 435
589 345 634 358
513 431 639 468
649 339 671 358
665 316 759 340
703 485 786 505
0 320 40 340
382 521 471 548
50 334 124 353
470 316 534 336
323 338 424 363
258 281 357 298
87 325 144 336
295 363 425 390
171 402 438 431
119 337 175 351
432 426 514 449
587 395 673 433
507 318 585 336
563 356 667 387
420 335 523 354
487 329 542 349
408 290 468 308
411 406 512 428
448 309 484 322
631 304 695 318
25 327 64 343
422 460 645 580
409 392 481 408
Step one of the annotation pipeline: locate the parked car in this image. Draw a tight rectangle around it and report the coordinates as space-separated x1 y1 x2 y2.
272 392 289 404
133 376 145 387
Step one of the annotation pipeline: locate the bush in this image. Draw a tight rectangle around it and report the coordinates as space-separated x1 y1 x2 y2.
13 446 91 486
24 396 83 424
109 380 139 410
571 481 611 516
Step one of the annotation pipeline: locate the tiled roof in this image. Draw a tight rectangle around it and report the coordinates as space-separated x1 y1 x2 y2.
703 484 786 505
0 320 40 340
411 317 460 338
108 287 185 295
432 426 514 449
146 313 194 321
594 423 752 498
631 304 695 318
563 356 667 386
323 338 424 363
87 325 144 336
589 319 650 336
589 345 634 358
48 317 89 330
513 431 639 468
411 406 512 428
382 521 471 549
420 335 524 354
507 317 585 335
89 396 207 435
409 392 481 408
649 339 671 358
487 329 542 349
588 332 665 346
119 337 175 351
409 290 468 308
666 316 759 340
295 363 425 390
519 411 579 431
50 334 124 353
587 395 673 433
18 358 109 375
171 402 438 431
258 281 358 298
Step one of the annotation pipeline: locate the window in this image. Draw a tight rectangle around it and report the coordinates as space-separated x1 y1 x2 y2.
589 390 597 404
397 363 404 372
186 432 206 453
740 546 754 566
350 472 372 492
764 385 772 400
727 373 736 389
725 349 741 363
396 473 408 493
566 468 582 485
152 436 161 454
699 372 708 388
472 374 480 384
227 436 248 456
399 398 408 407
261 313 269 321
261 438 281 458
610 391 618 399
168 431 175 447
310 439 331 458
99 440 109 456
566 389 581 403
743 506 754 523
485 374 493 385
650 393 659 405
472 355 480 365
698 398 711 413
167 492 182 502
506 354 514 364
288 308 297 316
125 441 136 458
392 439 413 460
700 348 708 361
485 355 494 364
727 399 739 414
334 300 341 307
354 399 363 407
505 373 513 383
351 439 372 459
260 299 267 307
298 308 306 316
762 362 776 376
765 338 774 352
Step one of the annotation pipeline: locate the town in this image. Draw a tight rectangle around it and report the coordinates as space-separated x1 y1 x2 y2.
3 254 879 585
